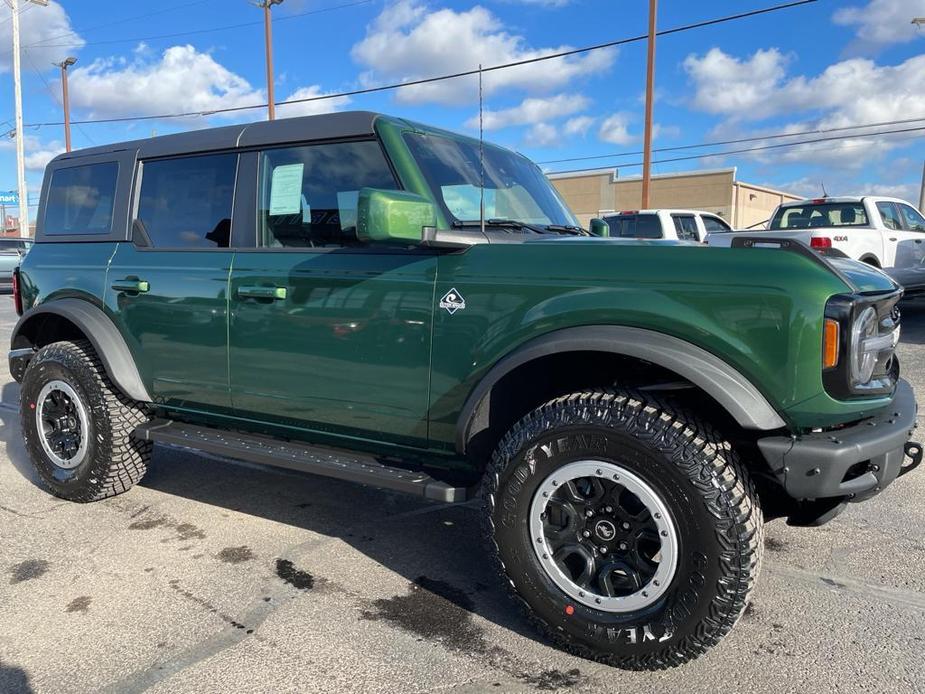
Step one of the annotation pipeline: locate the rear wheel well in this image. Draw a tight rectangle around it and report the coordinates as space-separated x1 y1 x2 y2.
460 350 785 510
860 255 881 268
13 313 88 351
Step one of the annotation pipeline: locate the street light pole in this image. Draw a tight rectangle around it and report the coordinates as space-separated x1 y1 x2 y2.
258 0 284 121
9 0 48 237
55 56 77 152
640 0 657 209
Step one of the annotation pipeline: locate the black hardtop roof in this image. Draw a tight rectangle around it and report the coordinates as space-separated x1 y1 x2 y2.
50 110 385 164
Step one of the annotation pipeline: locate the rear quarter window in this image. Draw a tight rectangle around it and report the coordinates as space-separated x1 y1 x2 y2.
43 162 118 235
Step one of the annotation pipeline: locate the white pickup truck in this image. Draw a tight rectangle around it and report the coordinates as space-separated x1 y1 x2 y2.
707 196 925 293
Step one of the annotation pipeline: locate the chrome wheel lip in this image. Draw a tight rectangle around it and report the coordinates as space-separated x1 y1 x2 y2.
36 380 89 470
529 460 679 613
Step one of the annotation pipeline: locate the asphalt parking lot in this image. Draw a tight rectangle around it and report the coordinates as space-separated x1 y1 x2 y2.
1 299 924 694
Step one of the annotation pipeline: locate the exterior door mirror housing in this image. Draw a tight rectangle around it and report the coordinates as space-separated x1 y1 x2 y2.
589 218 610 237
357 188 437 245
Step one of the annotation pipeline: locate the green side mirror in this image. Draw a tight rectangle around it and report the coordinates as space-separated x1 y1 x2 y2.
589 218 610 237
357 188 437 245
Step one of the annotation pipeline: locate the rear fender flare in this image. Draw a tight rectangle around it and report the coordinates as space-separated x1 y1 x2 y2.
12 298 151 403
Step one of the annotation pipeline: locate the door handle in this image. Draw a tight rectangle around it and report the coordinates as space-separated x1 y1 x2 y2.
111 279 149 293
889 237 897 242
238 285 287 300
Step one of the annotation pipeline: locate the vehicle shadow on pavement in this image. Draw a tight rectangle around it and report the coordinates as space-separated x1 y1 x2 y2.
134 444 542 643
0 663 33 694
899 300 925 345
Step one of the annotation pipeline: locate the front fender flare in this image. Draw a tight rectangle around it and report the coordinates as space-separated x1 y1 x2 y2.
456 325 788 455
12 298 152 403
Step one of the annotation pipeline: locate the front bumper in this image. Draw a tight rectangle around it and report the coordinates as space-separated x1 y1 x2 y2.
759 378 920 502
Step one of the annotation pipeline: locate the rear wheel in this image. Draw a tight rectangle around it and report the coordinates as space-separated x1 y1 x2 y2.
21 340 152 502
481 389 763 669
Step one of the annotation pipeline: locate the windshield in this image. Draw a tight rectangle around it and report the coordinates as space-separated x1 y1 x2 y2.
770 202 869 230
404 132 579 229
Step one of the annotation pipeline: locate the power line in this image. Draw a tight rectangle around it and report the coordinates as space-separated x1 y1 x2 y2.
24 0 377 50
20 0 817 127
537 115 925 165
546 125 925 174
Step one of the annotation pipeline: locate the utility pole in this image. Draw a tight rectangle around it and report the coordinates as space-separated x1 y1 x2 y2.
54 56 76 152
257 0 284 120
9 0 48 238
640 0 657 209
919 161 925 212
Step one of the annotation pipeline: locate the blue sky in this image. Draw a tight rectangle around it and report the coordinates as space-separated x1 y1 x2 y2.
1 0 924 220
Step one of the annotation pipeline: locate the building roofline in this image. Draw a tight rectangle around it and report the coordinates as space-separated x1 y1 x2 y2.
546 167 619 182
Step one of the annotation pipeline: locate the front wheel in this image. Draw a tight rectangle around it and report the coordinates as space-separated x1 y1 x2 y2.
481 390 763 669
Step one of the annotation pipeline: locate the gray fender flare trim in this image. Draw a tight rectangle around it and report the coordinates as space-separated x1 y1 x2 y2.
456 325 787 454
12 298 152 403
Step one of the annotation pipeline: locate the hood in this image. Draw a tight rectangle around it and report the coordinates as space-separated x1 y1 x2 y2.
828 257 899 294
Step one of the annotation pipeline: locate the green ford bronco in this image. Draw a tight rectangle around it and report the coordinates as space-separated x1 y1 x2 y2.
10 112 922 669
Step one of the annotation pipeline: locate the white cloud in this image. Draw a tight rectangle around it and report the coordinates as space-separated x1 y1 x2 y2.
682 47 789 115
598 112 635 145
467 94 590 130
563 115 594 136
351 1 615 105
834 0 924 51
683 48 925 167
0 133 63 172
525 122 558 147
504 0 571 5
855 181 920 202
653 123 680 140
276 86 352 119
66 45 348 123
0 1 84 74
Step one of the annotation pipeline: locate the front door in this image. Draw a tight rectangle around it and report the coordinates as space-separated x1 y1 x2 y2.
106 152 238 412
228 139 437 446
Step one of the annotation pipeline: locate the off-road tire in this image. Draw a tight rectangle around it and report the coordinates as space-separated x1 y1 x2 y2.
21 340 152 502
481 389 763 669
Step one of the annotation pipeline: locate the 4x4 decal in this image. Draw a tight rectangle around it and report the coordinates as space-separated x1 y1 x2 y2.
439 288 466 314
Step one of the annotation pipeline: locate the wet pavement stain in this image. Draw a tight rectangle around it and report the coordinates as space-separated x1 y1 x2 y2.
167 579 251 632
218 546 255 564
360 576 584 689
129 517 167 530
8 559 49 584
175 523 206 542
65 596 91 613
820 577 846 590
275 559 314 590
521 669 584 691
764 536 787 552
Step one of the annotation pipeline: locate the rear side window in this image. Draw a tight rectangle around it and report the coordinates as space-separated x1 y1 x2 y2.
702 215 730 232
635 214 662 238
257 140 396 248
44 162 118 235
671 214 698 241
136 153 237 249
876 202 902 230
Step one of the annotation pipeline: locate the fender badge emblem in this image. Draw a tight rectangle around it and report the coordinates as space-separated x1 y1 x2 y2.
439 288 466 314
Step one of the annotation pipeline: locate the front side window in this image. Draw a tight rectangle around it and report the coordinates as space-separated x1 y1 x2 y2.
44 162 118 235
672 215 698 241
899 204 925 232
136 153 237 248
258 140 396 248
404 132 578 229
770 203 868 229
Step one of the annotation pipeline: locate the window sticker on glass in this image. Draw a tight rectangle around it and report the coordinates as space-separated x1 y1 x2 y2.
269 163 304 215
336 190 359 231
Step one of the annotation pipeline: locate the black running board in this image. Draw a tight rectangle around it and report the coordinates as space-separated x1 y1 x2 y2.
133 419 467 503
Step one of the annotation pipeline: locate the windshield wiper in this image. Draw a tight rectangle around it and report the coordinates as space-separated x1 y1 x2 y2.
452 218 546 234
544 224 588 236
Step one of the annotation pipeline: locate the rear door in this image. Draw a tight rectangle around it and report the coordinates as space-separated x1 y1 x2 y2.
105 152 238 412
891 202 925 270
227 138 437 446
670 214 699 242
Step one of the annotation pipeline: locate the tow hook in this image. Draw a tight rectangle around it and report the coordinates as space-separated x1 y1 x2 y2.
899 442 923 478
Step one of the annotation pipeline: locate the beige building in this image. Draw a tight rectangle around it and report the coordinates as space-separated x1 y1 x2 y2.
548 166 802 229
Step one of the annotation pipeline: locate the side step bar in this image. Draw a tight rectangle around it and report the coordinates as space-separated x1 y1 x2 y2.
133 419 467 503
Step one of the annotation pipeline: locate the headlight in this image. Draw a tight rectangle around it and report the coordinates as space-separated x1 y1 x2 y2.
850 306 878 385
